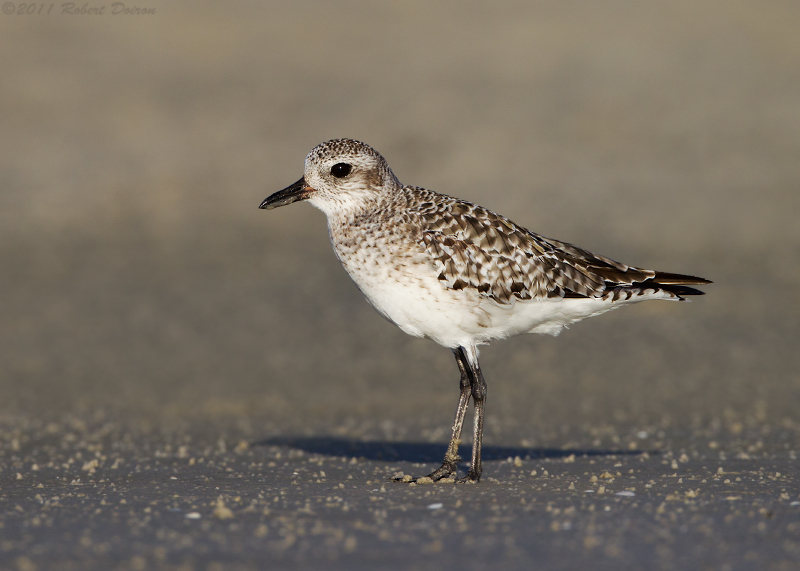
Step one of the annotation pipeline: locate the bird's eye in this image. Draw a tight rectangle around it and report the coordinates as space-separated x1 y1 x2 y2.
330 163 352 178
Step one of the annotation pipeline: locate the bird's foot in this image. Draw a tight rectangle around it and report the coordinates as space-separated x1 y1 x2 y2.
455 469 481 484
426 460 459 481
392 458 460 484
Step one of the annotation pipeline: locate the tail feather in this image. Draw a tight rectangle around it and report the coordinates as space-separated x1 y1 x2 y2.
651 271 712 287
649 271 711 297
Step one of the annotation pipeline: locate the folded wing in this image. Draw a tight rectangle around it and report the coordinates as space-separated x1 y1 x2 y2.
410 191 710 305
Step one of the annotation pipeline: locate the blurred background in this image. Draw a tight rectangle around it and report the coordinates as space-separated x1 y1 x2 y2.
1 0 799 446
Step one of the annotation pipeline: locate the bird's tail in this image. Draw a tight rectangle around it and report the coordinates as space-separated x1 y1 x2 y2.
647 271 712 297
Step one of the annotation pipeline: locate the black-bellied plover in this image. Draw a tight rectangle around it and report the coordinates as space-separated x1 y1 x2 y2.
260 139 710 483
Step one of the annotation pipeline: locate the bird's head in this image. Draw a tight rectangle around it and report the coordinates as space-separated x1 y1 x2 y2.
260 139 400 217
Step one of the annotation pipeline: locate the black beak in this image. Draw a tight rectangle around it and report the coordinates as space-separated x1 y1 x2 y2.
259 177 313 210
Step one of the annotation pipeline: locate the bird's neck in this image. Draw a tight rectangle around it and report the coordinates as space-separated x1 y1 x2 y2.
314 188 390 225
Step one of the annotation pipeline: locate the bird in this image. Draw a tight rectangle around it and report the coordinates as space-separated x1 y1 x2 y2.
260 138 710 483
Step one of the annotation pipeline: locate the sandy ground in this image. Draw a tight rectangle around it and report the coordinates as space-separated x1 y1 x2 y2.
1 1 800 569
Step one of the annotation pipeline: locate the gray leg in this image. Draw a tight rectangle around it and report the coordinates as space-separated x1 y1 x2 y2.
424 347 472 480
460 346 486 483
393 345 487 483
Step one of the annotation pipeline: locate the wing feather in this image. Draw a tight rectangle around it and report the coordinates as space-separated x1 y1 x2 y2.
408 188 709 304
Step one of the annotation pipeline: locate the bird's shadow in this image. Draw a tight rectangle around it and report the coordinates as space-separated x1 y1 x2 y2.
254 435 647 463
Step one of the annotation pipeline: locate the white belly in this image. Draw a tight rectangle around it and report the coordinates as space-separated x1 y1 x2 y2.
331 228 675 349
338 251 668 348
339 252 484 347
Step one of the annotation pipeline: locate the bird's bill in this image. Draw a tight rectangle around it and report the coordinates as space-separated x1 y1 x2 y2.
259 177 314 210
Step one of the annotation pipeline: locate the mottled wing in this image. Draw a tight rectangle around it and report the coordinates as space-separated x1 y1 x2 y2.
409 190 601 303
408 189 708 304
535 236 710 298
